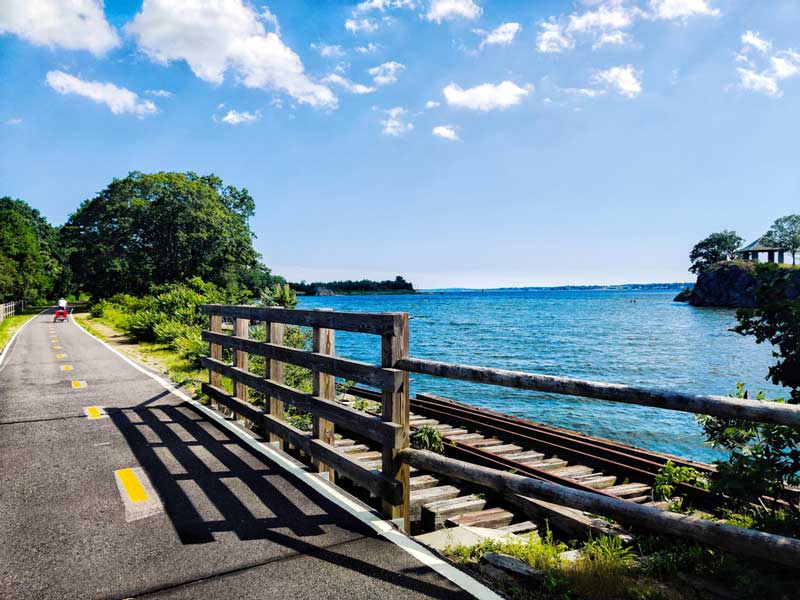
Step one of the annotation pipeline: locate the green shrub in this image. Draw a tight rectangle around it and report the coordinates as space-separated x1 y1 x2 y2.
174 330 207 368
411 424 444 454
652 461 709 501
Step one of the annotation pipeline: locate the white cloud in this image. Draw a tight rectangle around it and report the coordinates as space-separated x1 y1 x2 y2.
126 0 335 108
311 43 345 58
536 21 574 53
536 0 718 54
443 81 529 111
368 61 405 86
734 33 800 97
737 68 779 96
5 117 23 125
649 0 719 20
346 18 378 33
381 106 413 136
565 87 607 98
355 43 380 54
771 51 800 80
741 30 771 54
594 31 629 48
145 89 173 98
323 73 375 94
477 22 520 49
425 100 440 109
45 70 157 117
426 0 482 24
355 0 416 13
432 125 459 141
0 0 119 56
592 65 642 98
220 109 260 124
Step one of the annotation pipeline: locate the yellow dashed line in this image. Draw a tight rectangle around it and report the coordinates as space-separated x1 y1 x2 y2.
86 406 104 419
56 353 66 359
53 346 62 349
116 469 148 503
71 381 86 389
60 365 73 371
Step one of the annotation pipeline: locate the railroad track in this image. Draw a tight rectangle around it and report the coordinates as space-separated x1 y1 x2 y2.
327 386 718 537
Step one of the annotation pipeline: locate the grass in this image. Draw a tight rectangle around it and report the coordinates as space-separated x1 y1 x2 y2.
73 311 209 396
0 306 48 353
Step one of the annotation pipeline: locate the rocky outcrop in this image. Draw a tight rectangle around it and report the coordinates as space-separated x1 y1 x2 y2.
673 289 693 303
685 262 800 308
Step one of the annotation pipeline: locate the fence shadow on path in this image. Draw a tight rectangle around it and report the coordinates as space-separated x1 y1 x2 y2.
107 397 464 599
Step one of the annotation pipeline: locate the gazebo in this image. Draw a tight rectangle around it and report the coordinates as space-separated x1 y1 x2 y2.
736 237 792 264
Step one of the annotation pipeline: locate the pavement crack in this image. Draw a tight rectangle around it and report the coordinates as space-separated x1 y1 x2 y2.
0 414 87 425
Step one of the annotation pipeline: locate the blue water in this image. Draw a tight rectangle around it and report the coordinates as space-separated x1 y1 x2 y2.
298 290 785 463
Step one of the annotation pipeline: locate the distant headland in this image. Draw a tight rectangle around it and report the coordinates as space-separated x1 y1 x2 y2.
290 276 415 296
423 282 692 293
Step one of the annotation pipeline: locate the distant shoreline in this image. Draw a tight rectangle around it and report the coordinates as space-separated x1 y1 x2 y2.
420 283 693 293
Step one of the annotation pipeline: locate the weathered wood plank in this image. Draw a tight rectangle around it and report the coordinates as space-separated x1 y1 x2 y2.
202 330 401 392
397 357 800 427
266 322 285 448
312 317 336 481
208 315 223 390
399 448 800 568
201 304 403 336
234 318 249 404
201 357 402 448
381 313 410 529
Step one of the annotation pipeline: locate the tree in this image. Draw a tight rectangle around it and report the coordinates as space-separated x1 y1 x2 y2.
697 265 800 532
762 214 800 265
61 171 266 298
0 197 62 302
688 230 743 274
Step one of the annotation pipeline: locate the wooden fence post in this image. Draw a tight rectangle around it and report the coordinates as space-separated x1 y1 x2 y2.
234 317 250 426
313 312 336 481
381 313 410 531
208 314 223 410
266 322 285 449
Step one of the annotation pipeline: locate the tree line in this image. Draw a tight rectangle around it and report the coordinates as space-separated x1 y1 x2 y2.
0 171 284 303
290 276 415 295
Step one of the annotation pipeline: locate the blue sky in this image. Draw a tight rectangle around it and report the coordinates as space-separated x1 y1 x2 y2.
1 0 799 288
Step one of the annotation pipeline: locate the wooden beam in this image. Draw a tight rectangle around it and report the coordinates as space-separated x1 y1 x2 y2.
233 318 249 405
201 330 401 392
312 314 336 481
399 448 800 568
397 357 800 427
202 357 402 448
381 313 410 531
201 304 403 336
208 314 223 392
266 322 285 448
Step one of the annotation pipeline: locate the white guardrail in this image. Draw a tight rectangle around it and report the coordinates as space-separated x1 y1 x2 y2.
0 300 24 323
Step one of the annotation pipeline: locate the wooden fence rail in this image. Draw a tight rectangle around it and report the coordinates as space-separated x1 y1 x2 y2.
399 448 800 568
200 304 411 528
397 356 800 428
0 300 23 323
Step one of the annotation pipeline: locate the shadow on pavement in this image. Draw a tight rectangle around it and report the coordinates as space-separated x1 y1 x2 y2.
108 399 464 599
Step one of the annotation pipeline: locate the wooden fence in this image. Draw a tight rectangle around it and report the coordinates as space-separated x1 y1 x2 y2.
0 300 23 323
198 304 800 562
199 304 411 527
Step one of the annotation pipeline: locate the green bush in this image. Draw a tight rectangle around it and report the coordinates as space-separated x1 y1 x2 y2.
411 425 444 454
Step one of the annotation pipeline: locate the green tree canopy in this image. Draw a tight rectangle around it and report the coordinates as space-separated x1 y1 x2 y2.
0 197 62 302
762 214 800 266
61 171 275 298
688 230 743 274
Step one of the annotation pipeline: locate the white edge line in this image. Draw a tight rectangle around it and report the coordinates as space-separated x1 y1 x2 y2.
71 317 501 600
0 308 49 371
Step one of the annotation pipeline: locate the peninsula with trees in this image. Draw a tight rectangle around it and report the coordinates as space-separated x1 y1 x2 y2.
676 215 800 307
289 276 415 296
